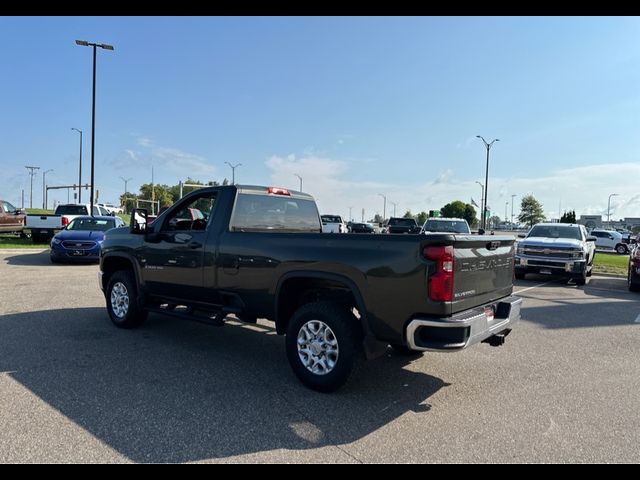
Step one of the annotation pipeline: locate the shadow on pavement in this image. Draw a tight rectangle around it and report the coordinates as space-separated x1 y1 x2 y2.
0 307 447 463
3 250 98 267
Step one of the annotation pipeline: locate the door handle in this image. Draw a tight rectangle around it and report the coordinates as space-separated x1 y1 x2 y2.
188 241 202 249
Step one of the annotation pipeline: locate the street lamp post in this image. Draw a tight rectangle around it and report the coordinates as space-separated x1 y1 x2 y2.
75 39 114 216
378 193 387 222
390 201 397 217
475 181 484 226
607 193 619 229
505 201 509 226
294 174 303 192
225 162 242 185
476 136 500 230
511 194 517 226
120 176 132 212
348 206 353 222
71 128 83 203
42 169 53 209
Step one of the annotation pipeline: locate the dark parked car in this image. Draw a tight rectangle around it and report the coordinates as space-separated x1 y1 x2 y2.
386 217 420 234
628 240 640 292
349 222 375 233
50 215 125 263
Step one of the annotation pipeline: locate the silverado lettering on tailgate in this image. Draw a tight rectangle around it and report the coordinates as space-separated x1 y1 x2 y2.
458 257 513 272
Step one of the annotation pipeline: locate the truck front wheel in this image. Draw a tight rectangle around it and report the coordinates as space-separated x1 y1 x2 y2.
286 301 362 392
106 270 147 328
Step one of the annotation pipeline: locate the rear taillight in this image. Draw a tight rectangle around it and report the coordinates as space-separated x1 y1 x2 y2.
62 216 69 226
424 245 454 302
268 187 291 196
339 223 344 233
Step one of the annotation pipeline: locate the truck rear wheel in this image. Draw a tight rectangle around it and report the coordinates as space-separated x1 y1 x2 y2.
285 301 362 392
106 270 147 328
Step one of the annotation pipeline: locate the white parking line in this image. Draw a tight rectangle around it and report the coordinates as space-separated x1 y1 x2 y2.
514 280 555 294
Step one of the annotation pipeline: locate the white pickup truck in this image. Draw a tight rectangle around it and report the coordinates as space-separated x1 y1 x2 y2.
320 214 347 233
26 203 110 242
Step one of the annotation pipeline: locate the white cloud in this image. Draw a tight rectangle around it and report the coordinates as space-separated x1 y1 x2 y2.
112 137 216 179
265 154 640 222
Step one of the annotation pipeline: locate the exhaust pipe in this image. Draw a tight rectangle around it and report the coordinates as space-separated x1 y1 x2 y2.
482 329 511 347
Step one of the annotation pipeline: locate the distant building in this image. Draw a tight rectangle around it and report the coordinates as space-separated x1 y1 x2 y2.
624 218 640 229
578 215 602 229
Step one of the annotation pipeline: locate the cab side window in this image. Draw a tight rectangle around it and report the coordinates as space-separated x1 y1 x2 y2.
164 192 217 232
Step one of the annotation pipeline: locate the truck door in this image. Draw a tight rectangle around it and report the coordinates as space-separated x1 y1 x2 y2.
139 190 219 303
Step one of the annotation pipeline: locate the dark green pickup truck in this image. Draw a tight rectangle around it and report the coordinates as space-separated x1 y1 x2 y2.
99 185 521 392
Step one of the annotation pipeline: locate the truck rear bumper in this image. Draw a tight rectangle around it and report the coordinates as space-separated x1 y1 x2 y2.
405 295 522 352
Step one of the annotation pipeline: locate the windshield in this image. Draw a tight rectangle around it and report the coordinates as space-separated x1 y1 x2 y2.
67 218 115 232
528 225 582 240
423 220 470 233
321 215 343 223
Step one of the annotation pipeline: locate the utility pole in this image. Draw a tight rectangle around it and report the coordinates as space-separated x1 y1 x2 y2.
25 166 40 209
294 174 303 192
511 194 516 226
348 206 353 221
390 201 397 217
505 201 508 225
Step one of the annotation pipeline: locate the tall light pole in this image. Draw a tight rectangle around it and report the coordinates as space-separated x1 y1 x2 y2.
476 136 499 230
511 194 517 226
71 127 83 203
505 201 509 225
225 162 242 185
607 193 619 229
75 39 114 217
390 201 397 217
25 166 40 209
42 169 53 209
120 176 132 212
348 206 353 221
475 181 484 226
378 193 387 222
294 173 303 192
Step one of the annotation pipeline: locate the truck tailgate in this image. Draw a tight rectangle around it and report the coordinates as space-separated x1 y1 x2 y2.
451 235 515 313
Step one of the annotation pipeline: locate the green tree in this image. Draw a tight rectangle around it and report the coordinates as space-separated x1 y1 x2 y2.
518 195 545 227
441 200 476 226
560 210 576 223
139 183 173 210
416 211 428 225
403 210 413 219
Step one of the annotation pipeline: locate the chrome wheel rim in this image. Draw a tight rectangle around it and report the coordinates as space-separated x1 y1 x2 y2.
297 320 339 376
110 282 130 319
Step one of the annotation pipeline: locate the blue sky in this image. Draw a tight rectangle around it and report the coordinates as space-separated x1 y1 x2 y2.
1 16 640 221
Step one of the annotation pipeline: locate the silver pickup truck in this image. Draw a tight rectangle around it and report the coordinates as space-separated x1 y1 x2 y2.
515 223 596 285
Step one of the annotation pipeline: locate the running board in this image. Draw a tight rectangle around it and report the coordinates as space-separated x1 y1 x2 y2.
145 305 242 327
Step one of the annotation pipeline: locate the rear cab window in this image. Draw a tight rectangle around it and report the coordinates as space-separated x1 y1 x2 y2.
230 188 321 232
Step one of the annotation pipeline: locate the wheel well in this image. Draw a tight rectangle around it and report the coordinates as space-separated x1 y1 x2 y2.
276 277 360 335
102 256 135 290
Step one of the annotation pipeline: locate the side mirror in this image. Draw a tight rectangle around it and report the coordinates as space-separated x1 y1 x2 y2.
518 233 526 238
130 208 148 234
478 228 485 235
15 208 26 215
586 236 597 242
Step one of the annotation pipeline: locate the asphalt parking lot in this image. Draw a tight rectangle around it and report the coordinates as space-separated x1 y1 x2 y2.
1 250 639 463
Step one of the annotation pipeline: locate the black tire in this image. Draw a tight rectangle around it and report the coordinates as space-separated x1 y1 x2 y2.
515 271 526 280
629 269 640 292
105 270 147 328
616 244 628 255
285 301 362 393
574 271 587 286
390 343 423 358
50 255 62 264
